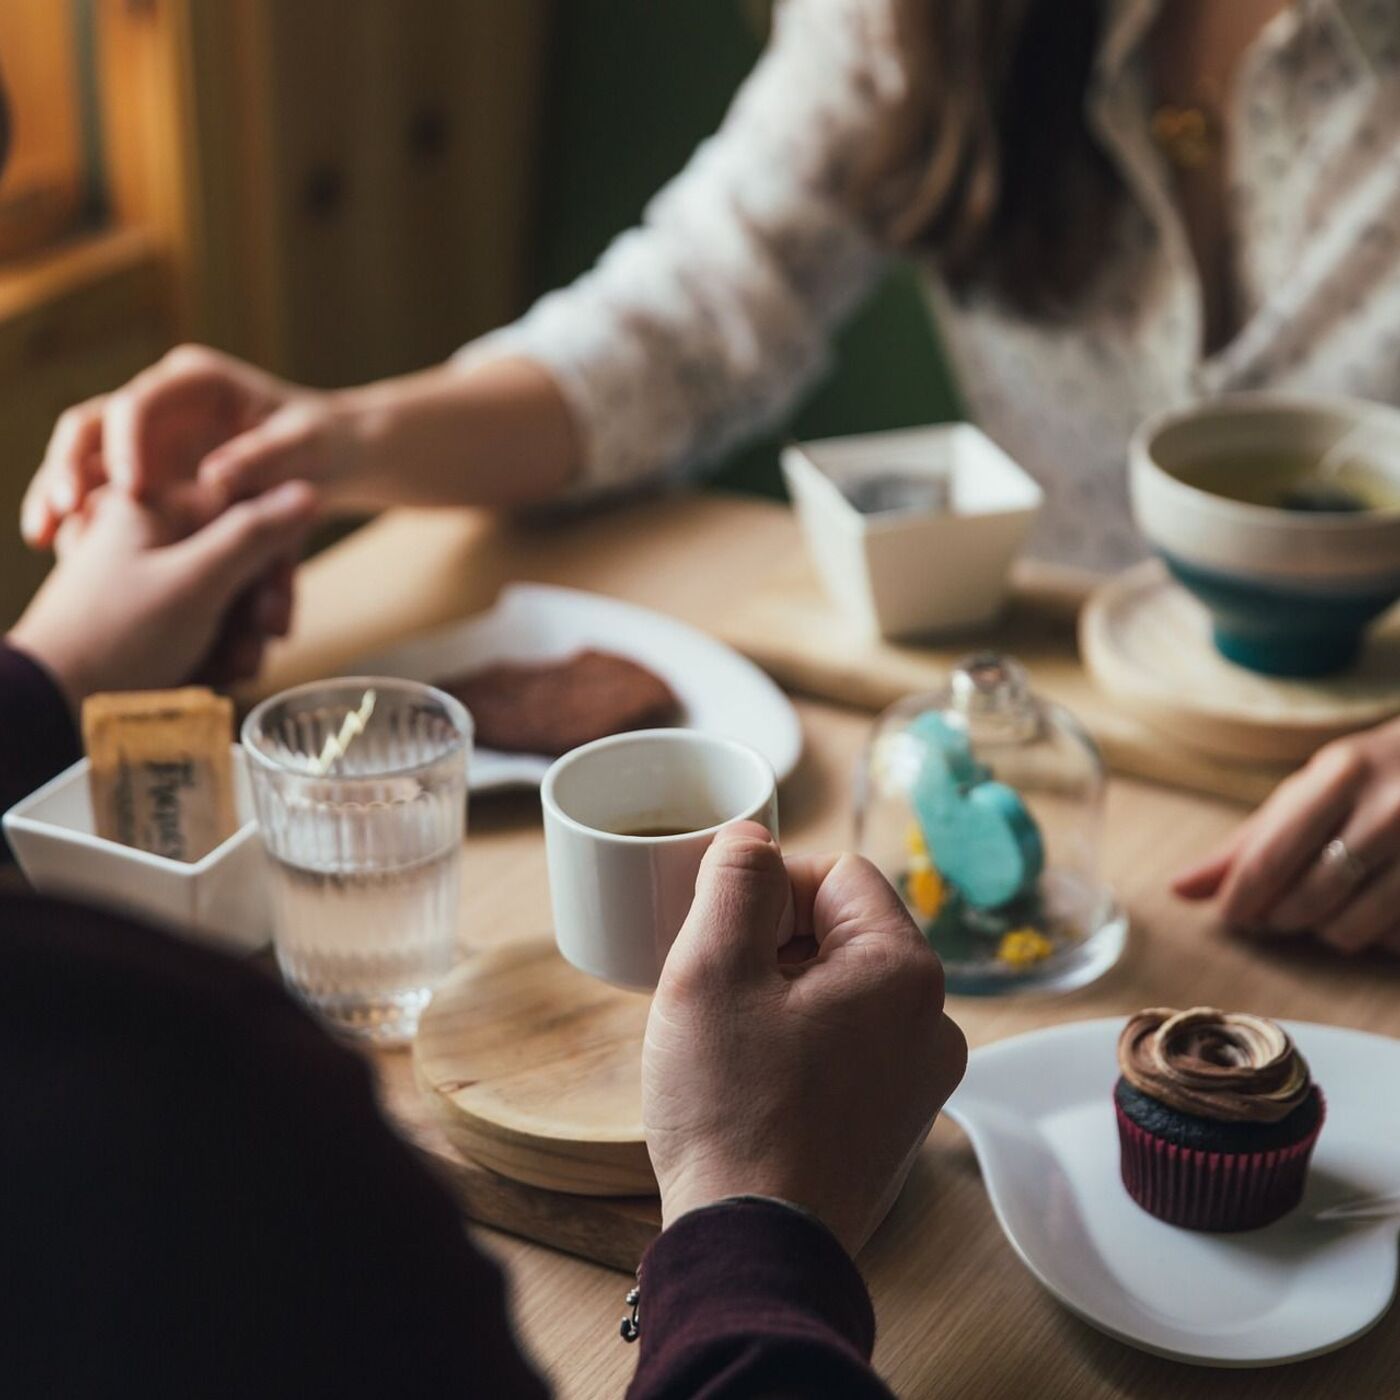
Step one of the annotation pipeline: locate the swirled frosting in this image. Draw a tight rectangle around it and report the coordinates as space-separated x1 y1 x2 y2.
1117 1007 1312 1124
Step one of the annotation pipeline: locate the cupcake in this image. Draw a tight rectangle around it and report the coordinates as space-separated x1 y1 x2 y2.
1114 1007 1325 1231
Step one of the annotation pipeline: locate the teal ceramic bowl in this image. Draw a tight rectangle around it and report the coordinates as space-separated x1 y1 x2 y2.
1131 395 1400 678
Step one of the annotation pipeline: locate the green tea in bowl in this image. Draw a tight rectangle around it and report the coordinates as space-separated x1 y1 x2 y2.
1174 449 1400 515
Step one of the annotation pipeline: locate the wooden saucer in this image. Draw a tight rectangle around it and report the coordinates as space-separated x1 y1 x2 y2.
1081 562 1400 764
413 941 654 1196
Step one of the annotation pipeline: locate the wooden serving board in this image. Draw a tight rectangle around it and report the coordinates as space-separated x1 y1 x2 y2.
1081 562 1400 764
413 941 655 1197
714 554 1296 807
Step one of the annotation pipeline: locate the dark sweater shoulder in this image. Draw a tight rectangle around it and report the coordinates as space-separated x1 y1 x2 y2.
0 641 81 849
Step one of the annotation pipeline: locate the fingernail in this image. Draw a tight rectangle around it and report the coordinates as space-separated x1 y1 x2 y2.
269 480 315 511
54 481 77 513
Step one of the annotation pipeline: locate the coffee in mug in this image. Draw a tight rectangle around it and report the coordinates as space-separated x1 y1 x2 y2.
610 824 702 838
541 729 779 989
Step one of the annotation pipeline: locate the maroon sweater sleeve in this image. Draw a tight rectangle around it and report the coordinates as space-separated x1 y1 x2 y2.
0 641 81 831
628 1199 895 1399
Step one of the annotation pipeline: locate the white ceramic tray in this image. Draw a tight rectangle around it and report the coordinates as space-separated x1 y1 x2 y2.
3 746 268 953
945 1017 1400 1367
351 584 803 793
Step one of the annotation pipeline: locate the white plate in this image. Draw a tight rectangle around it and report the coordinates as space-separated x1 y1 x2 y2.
945 1018 1400 1367
350 584 803 793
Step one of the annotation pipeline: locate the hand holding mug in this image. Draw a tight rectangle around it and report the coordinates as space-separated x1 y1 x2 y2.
644 823 967 1257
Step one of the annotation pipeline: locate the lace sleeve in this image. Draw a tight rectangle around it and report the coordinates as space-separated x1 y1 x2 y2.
457 0 895 494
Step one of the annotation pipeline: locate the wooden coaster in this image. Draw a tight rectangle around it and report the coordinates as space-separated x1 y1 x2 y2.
1081 562 1400 764
413 941 655 1197
376 1047 658 1274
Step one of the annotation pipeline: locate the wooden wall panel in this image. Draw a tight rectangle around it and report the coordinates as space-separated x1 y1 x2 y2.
0 0 84 262
95 0 196 328
94 0 551 382
207 0 552 386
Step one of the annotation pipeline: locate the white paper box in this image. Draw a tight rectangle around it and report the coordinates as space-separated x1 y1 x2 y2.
4 745 269 954
782 425 1043 640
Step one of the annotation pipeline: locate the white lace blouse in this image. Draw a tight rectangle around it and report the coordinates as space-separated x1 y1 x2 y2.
460 0 1400 573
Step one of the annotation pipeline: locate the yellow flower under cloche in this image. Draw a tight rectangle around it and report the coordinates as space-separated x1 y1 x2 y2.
998 927 1054 967
902 823 946 918
907 859 945 920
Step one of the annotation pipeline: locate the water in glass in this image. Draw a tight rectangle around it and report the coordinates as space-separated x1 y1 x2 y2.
242 678 472 1043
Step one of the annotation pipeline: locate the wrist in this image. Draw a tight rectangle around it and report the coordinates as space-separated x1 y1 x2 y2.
327 364 480 511
320 385 387 509
659 1164 841 1246
666 1192 827 1232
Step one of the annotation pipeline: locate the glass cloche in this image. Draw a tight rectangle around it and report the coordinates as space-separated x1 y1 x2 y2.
855 653 1125 995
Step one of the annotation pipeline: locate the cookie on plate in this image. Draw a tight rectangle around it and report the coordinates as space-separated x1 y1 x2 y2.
438 649 680 756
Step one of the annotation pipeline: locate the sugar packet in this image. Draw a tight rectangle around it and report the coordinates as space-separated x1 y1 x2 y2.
82 689 237 863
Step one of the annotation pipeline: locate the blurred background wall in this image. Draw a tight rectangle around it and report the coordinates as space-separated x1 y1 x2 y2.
0 0 958 626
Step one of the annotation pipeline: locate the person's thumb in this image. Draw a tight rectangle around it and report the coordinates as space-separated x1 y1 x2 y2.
198 406 322 501
667 821 793 984
165 481 318 607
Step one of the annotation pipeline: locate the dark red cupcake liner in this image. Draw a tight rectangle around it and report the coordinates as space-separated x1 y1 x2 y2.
1115 1091 1326 1232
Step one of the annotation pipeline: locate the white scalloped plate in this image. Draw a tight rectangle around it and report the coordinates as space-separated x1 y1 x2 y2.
351 584 803 793
945 1018 1400 1367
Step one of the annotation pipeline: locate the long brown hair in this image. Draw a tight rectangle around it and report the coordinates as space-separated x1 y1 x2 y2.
863 0 1121 317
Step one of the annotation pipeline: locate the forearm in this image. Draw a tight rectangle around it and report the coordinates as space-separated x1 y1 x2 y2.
332 356 583 511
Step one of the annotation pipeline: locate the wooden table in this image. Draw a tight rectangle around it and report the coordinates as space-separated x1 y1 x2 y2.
269 491 1400 1400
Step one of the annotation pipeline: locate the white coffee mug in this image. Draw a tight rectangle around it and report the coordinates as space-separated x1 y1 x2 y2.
541 729 779 989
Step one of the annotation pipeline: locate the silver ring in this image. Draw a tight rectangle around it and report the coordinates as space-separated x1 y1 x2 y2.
1321 838 1370 888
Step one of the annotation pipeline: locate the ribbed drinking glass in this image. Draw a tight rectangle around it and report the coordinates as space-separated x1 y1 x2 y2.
242 677 471 1043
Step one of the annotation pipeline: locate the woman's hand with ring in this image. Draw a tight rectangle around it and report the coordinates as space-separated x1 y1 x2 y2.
1173 717 1400 954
